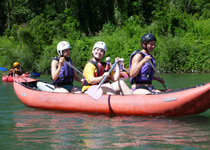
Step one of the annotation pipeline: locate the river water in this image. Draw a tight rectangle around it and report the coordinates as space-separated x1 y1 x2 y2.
1 73 210 149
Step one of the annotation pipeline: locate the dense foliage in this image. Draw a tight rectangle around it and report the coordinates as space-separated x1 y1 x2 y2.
0 0 210 74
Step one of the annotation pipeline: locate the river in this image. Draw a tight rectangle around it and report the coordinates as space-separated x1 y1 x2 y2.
1 73 210 149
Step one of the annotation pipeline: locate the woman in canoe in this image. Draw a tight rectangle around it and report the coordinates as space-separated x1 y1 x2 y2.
105 57 112 71
119 58 129 72
129 33 164 94
82 41 132 95
113 57 129 78
51 41 83 93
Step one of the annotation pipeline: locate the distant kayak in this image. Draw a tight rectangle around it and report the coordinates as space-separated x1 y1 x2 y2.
2 74 30 82
13 77 210 117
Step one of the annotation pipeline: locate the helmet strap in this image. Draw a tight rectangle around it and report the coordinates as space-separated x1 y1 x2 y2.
142 43 148 51
145 45 148 51
65 57 70 61
59 55 69 61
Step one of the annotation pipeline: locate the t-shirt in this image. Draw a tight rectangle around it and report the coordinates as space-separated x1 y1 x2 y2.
82 62 114 92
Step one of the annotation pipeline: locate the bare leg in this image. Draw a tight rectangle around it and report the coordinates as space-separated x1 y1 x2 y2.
54 88 69 93
153 89 161 92
111 79 132 95
101 83 116 95
70 87 82 93
132 89 151 95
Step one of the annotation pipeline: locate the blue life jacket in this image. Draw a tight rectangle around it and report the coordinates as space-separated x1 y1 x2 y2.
119 63 124 71
106 61 110 65
129 50 155 84
52 56 74 86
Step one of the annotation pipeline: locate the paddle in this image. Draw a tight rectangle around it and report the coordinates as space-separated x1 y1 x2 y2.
0 67 8 71
149 60 168 90
87 60 119 100
31 72 40 77
64 60 83 76
0 66 40 77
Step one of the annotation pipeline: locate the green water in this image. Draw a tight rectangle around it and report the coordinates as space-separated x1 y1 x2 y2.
1 73 210 149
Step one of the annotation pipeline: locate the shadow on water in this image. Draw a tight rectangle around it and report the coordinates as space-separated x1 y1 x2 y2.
167 113 210 128
10 109 210 149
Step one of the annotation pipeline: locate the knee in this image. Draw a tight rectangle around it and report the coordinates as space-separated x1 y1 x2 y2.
133 89 151 95
53 88 69 93
118 79 126 86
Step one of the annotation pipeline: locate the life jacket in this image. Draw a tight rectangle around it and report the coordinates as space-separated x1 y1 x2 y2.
83 61 110 86
88 60 110 76
129 50 155 84
14 68 22 75
52 56 74 86
105 61 111 72
119 63 124 71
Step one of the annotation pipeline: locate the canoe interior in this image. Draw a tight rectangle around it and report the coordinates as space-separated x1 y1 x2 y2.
17 79 207 95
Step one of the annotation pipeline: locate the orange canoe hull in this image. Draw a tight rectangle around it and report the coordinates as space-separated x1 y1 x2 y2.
13 78 210 117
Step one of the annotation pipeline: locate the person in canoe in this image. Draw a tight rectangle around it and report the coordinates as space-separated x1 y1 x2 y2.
119 58 129 72
111 57 129 79
105 57 112 71
51 41 84 93
119 58 125 71
8 62 28 76
82 41 132 95
129 33 165 94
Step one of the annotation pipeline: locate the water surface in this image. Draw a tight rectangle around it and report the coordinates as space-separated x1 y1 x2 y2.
1 73 210 149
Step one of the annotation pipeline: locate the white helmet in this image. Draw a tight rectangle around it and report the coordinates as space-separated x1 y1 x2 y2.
106 57 111 62
57 41 71 56
121 58 124 62
93 41 107 53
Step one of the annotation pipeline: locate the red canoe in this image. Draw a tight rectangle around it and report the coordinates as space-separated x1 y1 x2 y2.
2 74 29 82
13 77 210 117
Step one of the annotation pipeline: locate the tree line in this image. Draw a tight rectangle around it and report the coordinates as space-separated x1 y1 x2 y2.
0 0 210 74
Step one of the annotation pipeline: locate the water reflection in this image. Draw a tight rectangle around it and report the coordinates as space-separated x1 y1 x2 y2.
13 109 210 149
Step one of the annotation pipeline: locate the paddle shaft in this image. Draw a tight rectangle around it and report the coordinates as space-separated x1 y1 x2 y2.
149 60 168 90
98 60 119 87
65 60 83 76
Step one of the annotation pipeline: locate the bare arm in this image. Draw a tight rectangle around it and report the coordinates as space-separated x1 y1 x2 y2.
122 63 125 70
83 63 108 85
88 73 108 84
51 58 64 81
110 62 120 81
